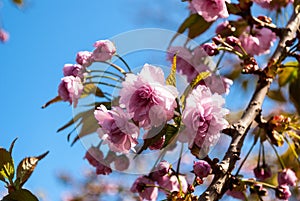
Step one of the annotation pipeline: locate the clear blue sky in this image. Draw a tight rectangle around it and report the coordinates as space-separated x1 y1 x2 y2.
0 1 188 200
0 1 294 201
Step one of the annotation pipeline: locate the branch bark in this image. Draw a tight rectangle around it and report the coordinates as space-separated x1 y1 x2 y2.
198 6 300 201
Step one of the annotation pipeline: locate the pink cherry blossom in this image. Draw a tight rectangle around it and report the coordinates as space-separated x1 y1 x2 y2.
179 85 229 151
58 76 84 107
119 64 179 128
131 176 158 201
0 29 9 43
275 185 292 201
150 161 171 181
239 27 276 56
167 46 233 94
157 175 188 193
193 160 211 178
189 0 229 22
114 155 130 171
76 51 93 67
278 168 298 186
94 105 139 153
63 64 85 79
92 40 116 61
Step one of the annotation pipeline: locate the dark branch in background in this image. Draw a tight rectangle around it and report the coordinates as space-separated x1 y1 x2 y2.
198 5 300 201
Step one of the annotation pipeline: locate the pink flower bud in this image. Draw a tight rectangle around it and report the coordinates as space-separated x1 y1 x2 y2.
96 163 112 175
63 64 84 79
225 36 240 46
193 160 211 178
92 40 116 61
150 160 171 181
253 164 272 180
76 51 93 67
201 43 219 56
278 168 298 186
84 146 104 167
275 185 291 200
0 29 9 43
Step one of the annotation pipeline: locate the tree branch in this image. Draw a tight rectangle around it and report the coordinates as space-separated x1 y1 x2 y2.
198 6 300 201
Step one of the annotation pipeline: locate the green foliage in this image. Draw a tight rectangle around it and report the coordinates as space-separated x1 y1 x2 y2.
0 139 48 201
278 62 298 87
0 149 14 181
170 14 212 44
289 70 300 114
2 189 38 201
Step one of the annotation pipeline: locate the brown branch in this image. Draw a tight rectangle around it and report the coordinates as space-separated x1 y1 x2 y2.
198 6 300 201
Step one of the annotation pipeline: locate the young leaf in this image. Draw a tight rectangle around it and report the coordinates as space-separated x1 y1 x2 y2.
9 138 18 155
180 71 211 109
2 189 38 201
41 95 62 109
0 148 14 181
278 65 298 87
166 54 177 87
170 14 212 45
267 89 286 102
289 73 300 114
162 124 179 148
15 151 49 188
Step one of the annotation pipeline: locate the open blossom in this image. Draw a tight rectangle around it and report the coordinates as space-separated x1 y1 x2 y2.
239 27 276 56
150 161 171 181
278 168 298 186
157 175 188 193
58 76 84 107
131 176 158 201
92 40 116 61
76 51 93 67
94 105 139 153
167 46 232 94
179 85 229 150
119 64 179 128
63 64 85 79
0 29 9 43
189 0 229 22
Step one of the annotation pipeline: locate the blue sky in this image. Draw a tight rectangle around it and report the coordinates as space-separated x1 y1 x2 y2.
0 1 189 200
0 0 295 201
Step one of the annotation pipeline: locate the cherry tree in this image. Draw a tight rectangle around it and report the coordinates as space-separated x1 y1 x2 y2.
1 0 300 201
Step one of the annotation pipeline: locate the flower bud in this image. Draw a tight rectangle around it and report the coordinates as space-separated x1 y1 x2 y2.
275 185 291 200
201 43 219 56
225 36 240 46
278 168 298 186
92 40 116 61
193 160 211 178
253 164 272 180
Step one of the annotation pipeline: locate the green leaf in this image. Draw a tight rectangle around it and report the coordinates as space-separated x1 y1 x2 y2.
278 64 298 87
0 148 14 181
80 83 105 99
166 54 177 87
267 89 286 102
71 109 99 146
170 14 212 44
289 72 300 114
226 2 242 15
41 95 62 109
162 125 179 148
9 138 18 155
2 189 38 201
15 151 49 188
